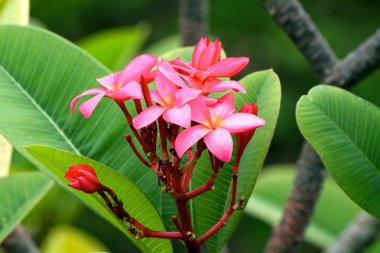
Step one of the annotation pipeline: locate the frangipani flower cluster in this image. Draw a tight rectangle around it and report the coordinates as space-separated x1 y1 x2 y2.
68 37 267 250
71 37 266 162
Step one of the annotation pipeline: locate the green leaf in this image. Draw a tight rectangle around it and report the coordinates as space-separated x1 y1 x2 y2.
0 172 53 242
191 69 281 252
26 145 171 253
144 35 180 57
159 46 195 62
77 24 150 71
0 25 164 249
0 0 29 25
296 85 380 218
245 165 361 248
159 45 226 62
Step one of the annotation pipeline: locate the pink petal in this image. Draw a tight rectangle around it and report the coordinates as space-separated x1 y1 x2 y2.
157 61 188 88
203 80 246 93
112 81 143 100
188 100 212 127
198 40 222 70
198 95 218 106
175 88 202 106
162 104 191 128
78 92 107 118
209 92 235 120
208 57 249 77
155 70 178 105
210 39 222 65
205 128 233 162
222 113 266 134
70 87 107 114
170 57 193 76
175 124 211 158
120 54 158 84
183 73 204 89
150 90 165 105
132 106 167 129
96 72 122 89
192 37 209 68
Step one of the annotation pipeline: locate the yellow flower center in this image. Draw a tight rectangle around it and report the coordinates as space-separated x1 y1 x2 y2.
211 115 224 129
111 82 123 92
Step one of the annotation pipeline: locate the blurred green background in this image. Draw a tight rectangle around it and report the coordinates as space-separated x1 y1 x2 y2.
9 0 380 252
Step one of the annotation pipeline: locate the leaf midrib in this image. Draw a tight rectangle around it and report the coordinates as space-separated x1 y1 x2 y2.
0 65 81 155
302 95 379 175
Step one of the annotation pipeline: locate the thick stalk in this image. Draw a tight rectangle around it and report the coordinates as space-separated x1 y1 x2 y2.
324 212 380 253
262 0 380 251
172 169 202 253
1 225 39 253
179 0 208 46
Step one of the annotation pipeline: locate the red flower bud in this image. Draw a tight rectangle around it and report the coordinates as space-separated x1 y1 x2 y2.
236 103 259 156
65 164 103 194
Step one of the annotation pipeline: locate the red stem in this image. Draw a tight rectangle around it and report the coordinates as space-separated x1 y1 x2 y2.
181 165 194 192
198 197 244 244
125 134 149 167
172 168 202 253
158 118 169 160
99 186 182 239
133 99 143 114
116 100 149 152
185 169 216 199
140 76 153 107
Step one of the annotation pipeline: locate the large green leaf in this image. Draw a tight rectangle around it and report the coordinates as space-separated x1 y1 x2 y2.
191 70 281 252
26 145 171 253
0 172 53 242
245 165 361 248
0 0 28 25
296 85 380 218
0 25 165 250
77 24 149 71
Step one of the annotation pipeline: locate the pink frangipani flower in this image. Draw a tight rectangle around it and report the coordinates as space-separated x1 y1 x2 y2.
175 93 266 162
132 67 202 129
71 54 157 118
165 37 249 96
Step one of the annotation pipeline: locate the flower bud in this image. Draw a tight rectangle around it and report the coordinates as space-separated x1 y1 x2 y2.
65 164 103 194
236 103 259 155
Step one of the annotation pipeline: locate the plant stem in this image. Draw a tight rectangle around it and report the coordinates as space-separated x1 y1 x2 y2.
98 186 182 240
171 168 202 252
116 101 149 152
125 134 149 167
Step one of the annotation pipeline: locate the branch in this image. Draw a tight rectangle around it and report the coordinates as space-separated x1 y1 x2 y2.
179 0 208 46
324 212 380 253
264 142 326 253
262 0 338 76
324 28 380 89
262 1 380 252
1 225 40 253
